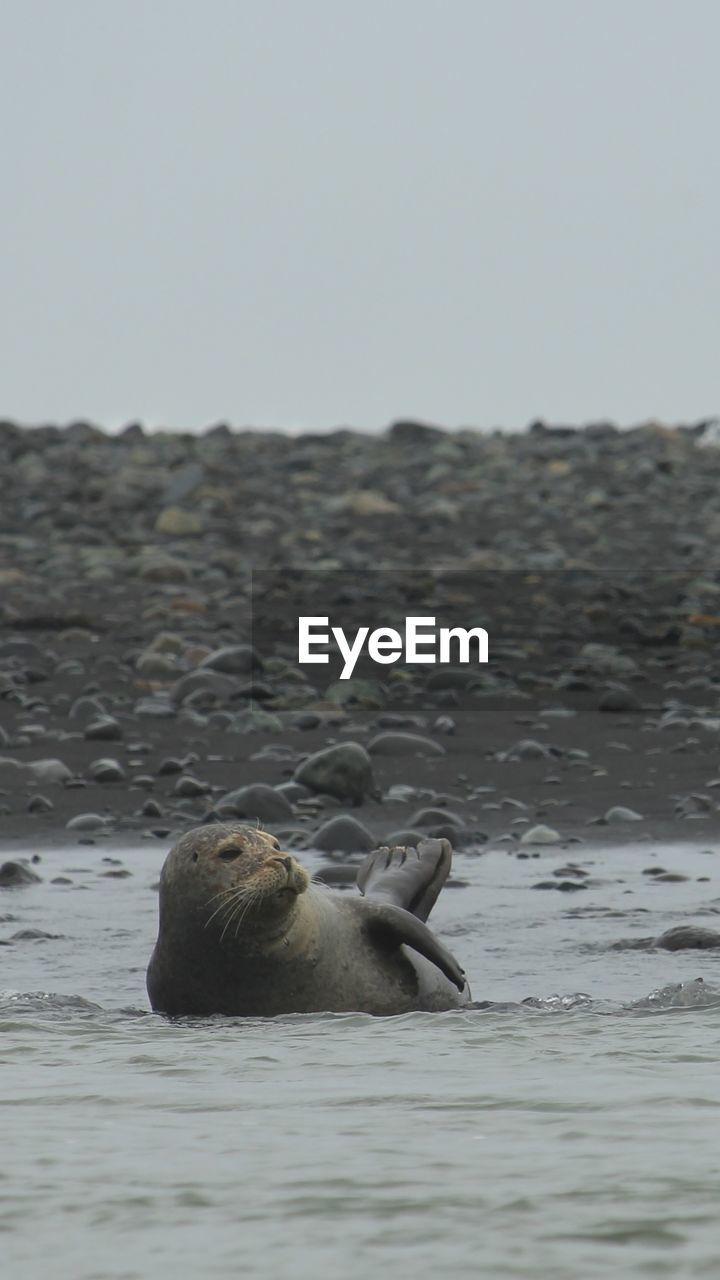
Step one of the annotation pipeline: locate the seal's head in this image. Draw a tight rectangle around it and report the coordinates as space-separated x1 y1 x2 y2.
158 823 310 941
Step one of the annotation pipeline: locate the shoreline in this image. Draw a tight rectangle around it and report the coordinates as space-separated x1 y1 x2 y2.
1 418 719 858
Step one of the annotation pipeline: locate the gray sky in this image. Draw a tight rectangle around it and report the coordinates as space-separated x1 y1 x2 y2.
1 0 718 432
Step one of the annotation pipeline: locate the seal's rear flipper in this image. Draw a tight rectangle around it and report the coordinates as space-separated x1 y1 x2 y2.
356 839 452 922
363 902 467 992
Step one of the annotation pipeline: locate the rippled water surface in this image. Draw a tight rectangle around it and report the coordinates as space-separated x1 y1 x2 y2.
4 841 720 1279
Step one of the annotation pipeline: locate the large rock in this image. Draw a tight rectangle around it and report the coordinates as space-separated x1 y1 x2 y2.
0 861 42 888
215 783 294 823
311 815 375 854
294 743 377 806
27 758 73 785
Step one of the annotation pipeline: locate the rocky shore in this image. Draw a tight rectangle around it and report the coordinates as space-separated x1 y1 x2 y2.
1 417 719 864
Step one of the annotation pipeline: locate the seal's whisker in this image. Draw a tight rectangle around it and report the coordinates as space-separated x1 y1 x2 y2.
205 887 249 929
219 885 262 941
232 891 262 939
205 886 237 907
221 893 254 942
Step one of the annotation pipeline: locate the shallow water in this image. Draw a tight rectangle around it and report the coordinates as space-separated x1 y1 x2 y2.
3 840 720 1279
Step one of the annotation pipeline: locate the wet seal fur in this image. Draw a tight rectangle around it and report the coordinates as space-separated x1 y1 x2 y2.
147 824 471 1017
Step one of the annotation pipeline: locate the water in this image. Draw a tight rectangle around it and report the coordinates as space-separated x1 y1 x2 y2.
3 840 720 1279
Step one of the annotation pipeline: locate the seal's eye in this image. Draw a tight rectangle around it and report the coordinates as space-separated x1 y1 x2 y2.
218 847 242 862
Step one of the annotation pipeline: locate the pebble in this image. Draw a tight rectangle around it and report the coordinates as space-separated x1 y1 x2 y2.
171 670 236 705
367 732 445 757
27 794 54 813
65 813 110 832
604 806 644 823
133 696 177 718
88 758 126 783
135 651 180 678
578 644 638 677
520 824 561 845
200 645 262 675
155 506 205 536
170 774 209 798
84 716 123 741
504 739 550 761
598 687 642 713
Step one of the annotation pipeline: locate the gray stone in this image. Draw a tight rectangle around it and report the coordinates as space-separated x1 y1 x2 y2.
68 696 107 721
410 807 464 828
162 462 205 504
230 708 283 733
66 813 109 832
294 742 377 806
157 757 185 776
311 815 375 854
367 732 445 757
173 775 211 797
325 679 385 709
599 687 641 713
656 926 720 950
578 644 638 677
200 645 262 675
27 758 73 784
88 758 126 783
27 793 54 813
520 824 561 845
215 783 294 823
171 669 236 705
0 861 42 887
605 806 644 823
139 556 193 583
155 506 205 535
135 651 180 678
84 716 123 741
140 799 164 818
133 696 177 718
275 781 311 803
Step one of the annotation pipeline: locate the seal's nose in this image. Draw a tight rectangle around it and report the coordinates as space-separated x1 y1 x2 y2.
272 854 294 874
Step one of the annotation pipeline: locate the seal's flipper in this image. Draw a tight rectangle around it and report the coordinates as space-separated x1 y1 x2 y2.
356 839 452 922
362 902 467 992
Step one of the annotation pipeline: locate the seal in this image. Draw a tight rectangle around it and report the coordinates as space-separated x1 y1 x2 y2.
146 824 471 1017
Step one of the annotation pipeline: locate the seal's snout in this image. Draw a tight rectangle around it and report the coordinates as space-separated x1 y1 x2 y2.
270 853 310 896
